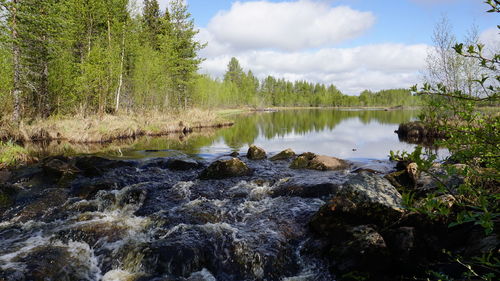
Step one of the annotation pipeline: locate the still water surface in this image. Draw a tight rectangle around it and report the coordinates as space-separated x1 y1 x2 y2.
104 109 422 161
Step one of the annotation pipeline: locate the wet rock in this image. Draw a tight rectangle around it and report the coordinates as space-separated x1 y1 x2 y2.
42 157 80 178
331 225 389 274
269 148 296 161
271 179 340 198
199 158 251 179
74 156 135 177
11 245 94 281
70 178 118 199
58 221 130 246
0 183 18 212
0 169 11 183
290 152 347 171
14 188 68 222
166 158 202 170
310 172 403 236
229 151 239 157
247 145 266 160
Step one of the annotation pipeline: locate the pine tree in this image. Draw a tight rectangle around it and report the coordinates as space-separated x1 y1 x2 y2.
162 0 204 109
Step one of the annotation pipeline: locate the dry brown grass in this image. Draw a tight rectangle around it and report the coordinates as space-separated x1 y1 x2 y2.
0 109 233 143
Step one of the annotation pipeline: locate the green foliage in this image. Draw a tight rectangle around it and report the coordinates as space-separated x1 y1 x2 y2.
0 141 30 168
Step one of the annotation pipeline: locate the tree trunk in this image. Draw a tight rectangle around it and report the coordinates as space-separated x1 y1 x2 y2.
12 0 21 121
40 58 49 117
115 27 125 112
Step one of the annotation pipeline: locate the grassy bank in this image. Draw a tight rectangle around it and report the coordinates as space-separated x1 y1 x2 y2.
0 141 36 169
0 109 236 144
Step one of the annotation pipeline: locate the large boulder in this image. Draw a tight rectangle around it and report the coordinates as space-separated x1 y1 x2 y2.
199 158 251 179
290 153 347 171
330 225 390 274
270 148 296 161
247 145 266 160
310 172 403 237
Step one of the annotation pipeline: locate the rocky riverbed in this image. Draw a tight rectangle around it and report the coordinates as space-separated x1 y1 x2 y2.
0 146 496 281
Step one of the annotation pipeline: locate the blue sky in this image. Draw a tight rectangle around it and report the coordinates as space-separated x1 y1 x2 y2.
153 0 499 94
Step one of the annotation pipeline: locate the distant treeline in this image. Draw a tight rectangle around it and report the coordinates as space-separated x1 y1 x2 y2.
194 57 422 108
0 0 420 120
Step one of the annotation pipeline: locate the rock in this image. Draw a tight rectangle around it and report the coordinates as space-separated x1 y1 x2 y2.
247 145 266 160
290 152 347 171
309 155 348 171
0 184 17 212
74 156 135 177
11 245 95 281
229 151 239 157
0 169 11 184
14 189 68 222
199 158 251 179
270 148 296 161
310 172 403 236
271 179 340 198
42 157 80 178
70 178 118 199
330 225 389 274
289 154 311 169
383 227 416 259
166 158 202 170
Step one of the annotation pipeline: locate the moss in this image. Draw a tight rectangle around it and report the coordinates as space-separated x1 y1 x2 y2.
290 155 309 169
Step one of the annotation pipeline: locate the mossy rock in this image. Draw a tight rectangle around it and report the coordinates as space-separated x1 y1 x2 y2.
247 145 267 160
199 158 251 179
270 148 296 161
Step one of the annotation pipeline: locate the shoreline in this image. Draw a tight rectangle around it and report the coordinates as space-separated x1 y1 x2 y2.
0 109 239 144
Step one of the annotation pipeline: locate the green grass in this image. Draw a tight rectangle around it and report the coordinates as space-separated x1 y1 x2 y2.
0 141 32 168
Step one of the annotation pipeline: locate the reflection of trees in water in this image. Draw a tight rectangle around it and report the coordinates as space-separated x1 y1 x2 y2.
216 110 419 150
23 110 420 157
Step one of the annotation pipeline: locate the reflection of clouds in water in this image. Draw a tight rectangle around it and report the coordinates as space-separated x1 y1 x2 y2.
251 119 410 159
196 114 447 161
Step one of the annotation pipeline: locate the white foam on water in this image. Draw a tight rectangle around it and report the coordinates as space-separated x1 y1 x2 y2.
170 181 195 199
187 268 217 281
102 269 138 281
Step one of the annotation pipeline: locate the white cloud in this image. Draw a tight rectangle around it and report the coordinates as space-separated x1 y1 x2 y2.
199 44 429 95
206 0 375 51
479 27 500 54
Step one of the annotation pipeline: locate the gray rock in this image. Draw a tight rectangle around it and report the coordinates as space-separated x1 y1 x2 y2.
310 172 403 236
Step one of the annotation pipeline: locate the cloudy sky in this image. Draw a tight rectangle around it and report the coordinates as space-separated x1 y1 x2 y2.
151 0 498 95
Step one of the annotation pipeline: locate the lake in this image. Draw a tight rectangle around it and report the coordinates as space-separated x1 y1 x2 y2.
96 108 423 161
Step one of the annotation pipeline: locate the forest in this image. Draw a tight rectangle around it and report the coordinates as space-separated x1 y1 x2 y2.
0 0 420 121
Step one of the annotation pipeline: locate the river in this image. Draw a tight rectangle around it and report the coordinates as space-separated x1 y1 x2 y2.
0 109 431 281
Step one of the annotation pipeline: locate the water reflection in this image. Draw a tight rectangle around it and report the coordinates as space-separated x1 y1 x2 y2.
24 109 444 161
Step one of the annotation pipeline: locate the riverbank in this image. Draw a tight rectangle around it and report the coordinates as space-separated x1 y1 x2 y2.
0 109 236 144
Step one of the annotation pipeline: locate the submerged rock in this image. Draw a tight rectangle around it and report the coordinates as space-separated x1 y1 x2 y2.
270 148 296 161
290 152 347 171
199 158 251 179
8 244 98 281
247 145 266 160
166 158 202 170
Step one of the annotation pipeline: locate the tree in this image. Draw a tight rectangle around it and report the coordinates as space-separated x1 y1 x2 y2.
224 57 244 86
162 0 204 109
